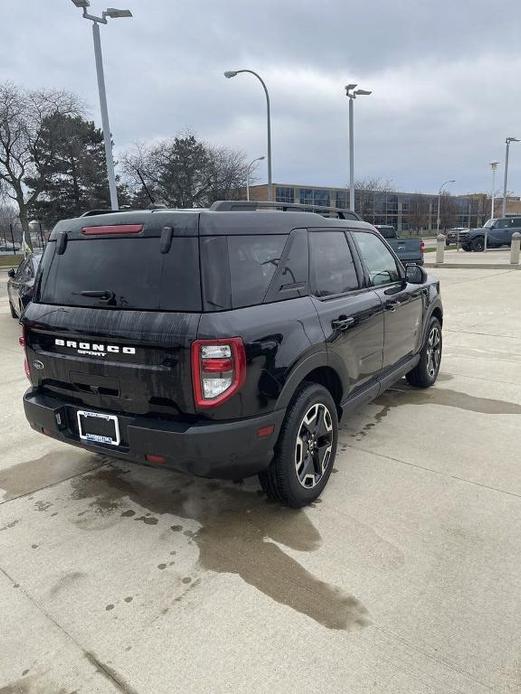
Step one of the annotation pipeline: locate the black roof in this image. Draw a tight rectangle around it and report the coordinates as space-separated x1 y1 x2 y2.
50 207 375 240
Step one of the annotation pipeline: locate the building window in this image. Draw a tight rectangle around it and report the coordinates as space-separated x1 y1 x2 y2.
299 188 313 205
275 187 294 204
313 190 330 207
336 191 347 209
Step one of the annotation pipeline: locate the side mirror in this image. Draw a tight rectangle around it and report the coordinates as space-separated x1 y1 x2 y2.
405 264 427 284
7 268 15 278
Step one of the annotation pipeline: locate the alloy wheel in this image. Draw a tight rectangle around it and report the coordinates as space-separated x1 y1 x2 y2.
426 325 441 378
295 403 333 488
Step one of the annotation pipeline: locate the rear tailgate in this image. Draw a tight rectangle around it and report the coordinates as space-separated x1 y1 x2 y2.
23 304 200 417
23 211 202 419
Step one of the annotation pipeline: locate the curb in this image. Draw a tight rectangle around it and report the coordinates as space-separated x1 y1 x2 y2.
425 263 521 270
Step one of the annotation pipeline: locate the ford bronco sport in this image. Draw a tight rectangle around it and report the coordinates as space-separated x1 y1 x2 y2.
21 202 443 507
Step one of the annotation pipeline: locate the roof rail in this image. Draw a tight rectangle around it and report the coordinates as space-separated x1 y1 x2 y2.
210 200 361 221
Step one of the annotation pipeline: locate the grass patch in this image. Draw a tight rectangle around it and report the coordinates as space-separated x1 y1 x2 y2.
0 255 22 268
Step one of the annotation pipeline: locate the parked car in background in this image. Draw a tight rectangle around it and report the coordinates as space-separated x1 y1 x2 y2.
7 252 42 318
444 227 469 246
462 216 521 252
374 225 424 265
20 203 442 508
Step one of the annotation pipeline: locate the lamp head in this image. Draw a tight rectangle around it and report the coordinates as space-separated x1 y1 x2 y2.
105 7 132 18
345 83 357 96
355 89 372 96
71 0 90 7
224 71 238 79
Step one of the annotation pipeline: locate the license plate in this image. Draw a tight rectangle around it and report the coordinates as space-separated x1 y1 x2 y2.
77 410 120 446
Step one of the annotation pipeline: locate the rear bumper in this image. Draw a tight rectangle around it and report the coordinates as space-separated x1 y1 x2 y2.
23 389 284 480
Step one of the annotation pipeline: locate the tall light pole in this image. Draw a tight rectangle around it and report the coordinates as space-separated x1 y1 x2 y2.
246 156 265 201
502 137 520 217
436 179 456 233
489 161 499 219
225 70 273 201
345 84 372 212
71 0 132 211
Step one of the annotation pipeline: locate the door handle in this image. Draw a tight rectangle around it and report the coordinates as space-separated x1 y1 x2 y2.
385 300 399 312
331 316 355 331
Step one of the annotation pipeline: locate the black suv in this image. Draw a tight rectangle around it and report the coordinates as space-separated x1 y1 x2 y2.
21 204 443 507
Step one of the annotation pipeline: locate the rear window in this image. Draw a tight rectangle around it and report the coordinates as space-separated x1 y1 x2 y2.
201 235 287 310
38 237 201 312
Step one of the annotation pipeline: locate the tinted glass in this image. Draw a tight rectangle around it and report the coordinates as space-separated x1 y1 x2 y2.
353 231 401 286
309 231 359 297
228 235 286 308
495 219 510 229
38 237 201 311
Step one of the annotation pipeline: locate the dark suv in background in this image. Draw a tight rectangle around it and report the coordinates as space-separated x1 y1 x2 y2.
21 203 443 507
463 216 521 252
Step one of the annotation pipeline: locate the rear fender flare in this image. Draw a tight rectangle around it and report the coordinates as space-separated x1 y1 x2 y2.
275 350 336 410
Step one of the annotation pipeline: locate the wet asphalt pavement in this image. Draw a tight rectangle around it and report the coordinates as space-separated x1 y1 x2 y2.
1 267 521 693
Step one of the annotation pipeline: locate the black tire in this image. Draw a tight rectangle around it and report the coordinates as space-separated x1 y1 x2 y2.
462 245 471 252
406 317 442 388
9 301 18 319
471 237 484 252
259 383 338 508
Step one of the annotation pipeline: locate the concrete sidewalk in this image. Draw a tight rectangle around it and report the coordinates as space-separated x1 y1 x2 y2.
425 247 521 269
1 268 521 693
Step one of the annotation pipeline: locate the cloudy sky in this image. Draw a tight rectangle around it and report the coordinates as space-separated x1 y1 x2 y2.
2 0 521 195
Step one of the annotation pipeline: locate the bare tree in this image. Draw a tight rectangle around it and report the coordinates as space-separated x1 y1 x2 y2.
0 82 82 247
122 132 248 208
439 192 458 230
354 177 394 221
408 195 430 233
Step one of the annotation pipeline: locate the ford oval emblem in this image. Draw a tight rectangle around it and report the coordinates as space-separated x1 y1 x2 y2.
32 360 45 370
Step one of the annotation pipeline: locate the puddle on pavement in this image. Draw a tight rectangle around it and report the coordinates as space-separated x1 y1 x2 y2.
0 450 103 502
347 376 521 440
378 385 521 415
70 466 370 630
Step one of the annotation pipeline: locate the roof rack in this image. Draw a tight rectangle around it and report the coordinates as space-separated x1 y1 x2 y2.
210 200 361 221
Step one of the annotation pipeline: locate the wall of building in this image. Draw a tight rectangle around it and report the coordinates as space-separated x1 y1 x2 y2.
248 184 520 231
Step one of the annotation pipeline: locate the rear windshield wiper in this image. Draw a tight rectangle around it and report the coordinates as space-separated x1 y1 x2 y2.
77 290 115 301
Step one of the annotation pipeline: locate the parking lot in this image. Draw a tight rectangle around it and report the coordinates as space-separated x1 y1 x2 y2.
1 266 521 693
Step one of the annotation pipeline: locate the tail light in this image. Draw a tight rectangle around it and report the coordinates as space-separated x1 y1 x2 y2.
191 338 246 408
20 327 30 381
81 224 143 236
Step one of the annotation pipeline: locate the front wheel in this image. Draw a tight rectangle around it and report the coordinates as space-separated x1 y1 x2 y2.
471 237 484 252
259 383 338 508
406 318 442 388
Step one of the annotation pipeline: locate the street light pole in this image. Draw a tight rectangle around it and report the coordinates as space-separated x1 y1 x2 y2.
345 84 372 212
246 156 265 201
502 137 519 217
224 70 273 201
437 179 456 233
71 1 132 211
489 161 499 219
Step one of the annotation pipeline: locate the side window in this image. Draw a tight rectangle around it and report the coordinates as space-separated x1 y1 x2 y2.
353 231 401 287
265 230 308 302
495 219 510 229
309 231 359 297
228 235 286 308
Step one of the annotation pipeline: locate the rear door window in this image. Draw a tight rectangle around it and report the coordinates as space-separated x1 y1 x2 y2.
227 235 286 308
38 237 201 312
309 231 359 297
